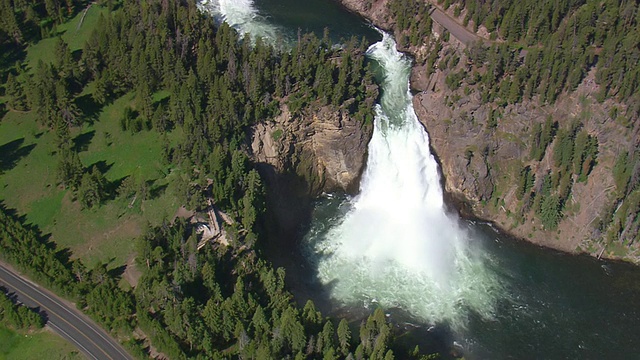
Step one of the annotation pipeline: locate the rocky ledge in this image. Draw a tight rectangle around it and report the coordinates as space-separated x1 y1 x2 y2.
250 104 372 238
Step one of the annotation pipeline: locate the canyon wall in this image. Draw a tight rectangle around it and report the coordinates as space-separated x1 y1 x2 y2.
250 105 372 238
337 0 640 262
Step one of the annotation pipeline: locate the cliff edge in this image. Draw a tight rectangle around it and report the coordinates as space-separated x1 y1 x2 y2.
251 104 372 238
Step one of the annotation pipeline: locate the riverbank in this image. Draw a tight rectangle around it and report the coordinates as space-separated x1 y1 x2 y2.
333 0 640 265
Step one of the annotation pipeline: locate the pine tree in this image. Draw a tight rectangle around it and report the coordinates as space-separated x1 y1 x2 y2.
337 318 351 356
0 0 23 43
56 146 83 190
4 73 27 111
540 195 561 230
77 166 106 209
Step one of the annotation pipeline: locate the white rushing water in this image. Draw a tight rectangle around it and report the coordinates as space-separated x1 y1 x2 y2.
305 33 503 329
198 0 287 45
202 0 503 329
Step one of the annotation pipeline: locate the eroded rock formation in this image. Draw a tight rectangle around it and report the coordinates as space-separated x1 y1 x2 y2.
250 105 372 238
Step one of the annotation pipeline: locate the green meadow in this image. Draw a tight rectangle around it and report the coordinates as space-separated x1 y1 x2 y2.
0 325 83 360
0 6 183 268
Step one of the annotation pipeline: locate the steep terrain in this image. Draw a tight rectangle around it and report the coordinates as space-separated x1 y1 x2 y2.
252 105 372 194
337 0 640 262
251 104 372 238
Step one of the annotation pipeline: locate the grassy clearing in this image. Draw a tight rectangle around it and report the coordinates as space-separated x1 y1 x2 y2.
0 325 83 360
0 91 182 267
1 1 190 269
0 3 185 357
25 5 107 72
80 94 170 182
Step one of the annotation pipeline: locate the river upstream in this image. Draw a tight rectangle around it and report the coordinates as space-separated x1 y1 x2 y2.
199 0 640 358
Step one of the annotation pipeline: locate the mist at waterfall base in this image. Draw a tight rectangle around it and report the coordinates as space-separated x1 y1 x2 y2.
304 34 505 331
201 1 640 358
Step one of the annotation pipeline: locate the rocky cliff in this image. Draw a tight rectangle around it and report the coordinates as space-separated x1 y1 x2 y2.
413 64 632 255
250 104 372 238
337 0 640 262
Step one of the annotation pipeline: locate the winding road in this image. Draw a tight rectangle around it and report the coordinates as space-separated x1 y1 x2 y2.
0 264 133 360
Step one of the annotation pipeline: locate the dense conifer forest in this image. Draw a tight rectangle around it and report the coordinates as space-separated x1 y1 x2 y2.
2 0 639 357
0 0 438 358
442 0 640 108
438 0 640 247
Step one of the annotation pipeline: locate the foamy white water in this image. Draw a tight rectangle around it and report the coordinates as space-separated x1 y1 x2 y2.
202 2 503 328
198 0 287 45
305 33 503 329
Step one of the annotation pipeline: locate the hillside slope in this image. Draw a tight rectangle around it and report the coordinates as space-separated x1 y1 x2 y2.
338 0 640 262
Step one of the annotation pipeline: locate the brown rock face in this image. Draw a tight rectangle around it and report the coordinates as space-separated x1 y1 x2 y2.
413 61 632 255
413 87 495 205
251 105 371 194
250 105 372 238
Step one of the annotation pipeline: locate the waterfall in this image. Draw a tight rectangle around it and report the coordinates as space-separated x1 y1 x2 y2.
199 0 503 329
304 33 503 329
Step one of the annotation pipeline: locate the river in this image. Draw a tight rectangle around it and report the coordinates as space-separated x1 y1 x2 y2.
199 0 640 358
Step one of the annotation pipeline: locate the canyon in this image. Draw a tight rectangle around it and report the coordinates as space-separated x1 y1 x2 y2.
335 0 639 262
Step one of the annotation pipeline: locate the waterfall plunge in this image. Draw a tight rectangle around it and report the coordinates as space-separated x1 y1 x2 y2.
200 0 503 329
198 0 287 45
305 34 503 329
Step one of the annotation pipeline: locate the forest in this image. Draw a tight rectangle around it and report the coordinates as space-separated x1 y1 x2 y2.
438 0 640 112
2 0 637 357
383 0 640 250
0 0 441 358
1 204 409 359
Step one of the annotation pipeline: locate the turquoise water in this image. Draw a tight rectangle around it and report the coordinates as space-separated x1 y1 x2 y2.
307 195 640 359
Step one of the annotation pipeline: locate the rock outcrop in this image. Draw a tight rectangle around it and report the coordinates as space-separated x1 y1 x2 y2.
251 105 371 194
250 105 372 238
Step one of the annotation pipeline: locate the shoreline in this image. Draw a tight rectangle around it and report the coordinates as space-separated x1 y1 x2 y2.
331 0 638 266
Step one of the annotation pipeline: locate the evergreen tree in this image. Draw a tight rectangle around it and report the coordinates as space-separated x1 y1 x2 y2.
337 318 351 356
4 73 27 111
77 166 107 209
55 145 83 190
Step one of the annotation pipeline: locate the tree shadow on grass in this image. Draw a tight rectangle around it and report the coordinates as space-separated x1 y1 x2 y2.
75 93 102 124
86 159 113 175
72 130 95 152
105 176 127 201
55 247 75 268
107 262 127 279
0 138 36 174
149 182 168 200
36 233 76 270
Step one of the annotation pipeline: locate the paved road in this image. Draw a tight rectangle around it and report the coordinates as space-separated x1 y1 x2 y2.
429 6 483 46
0 264 133 360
